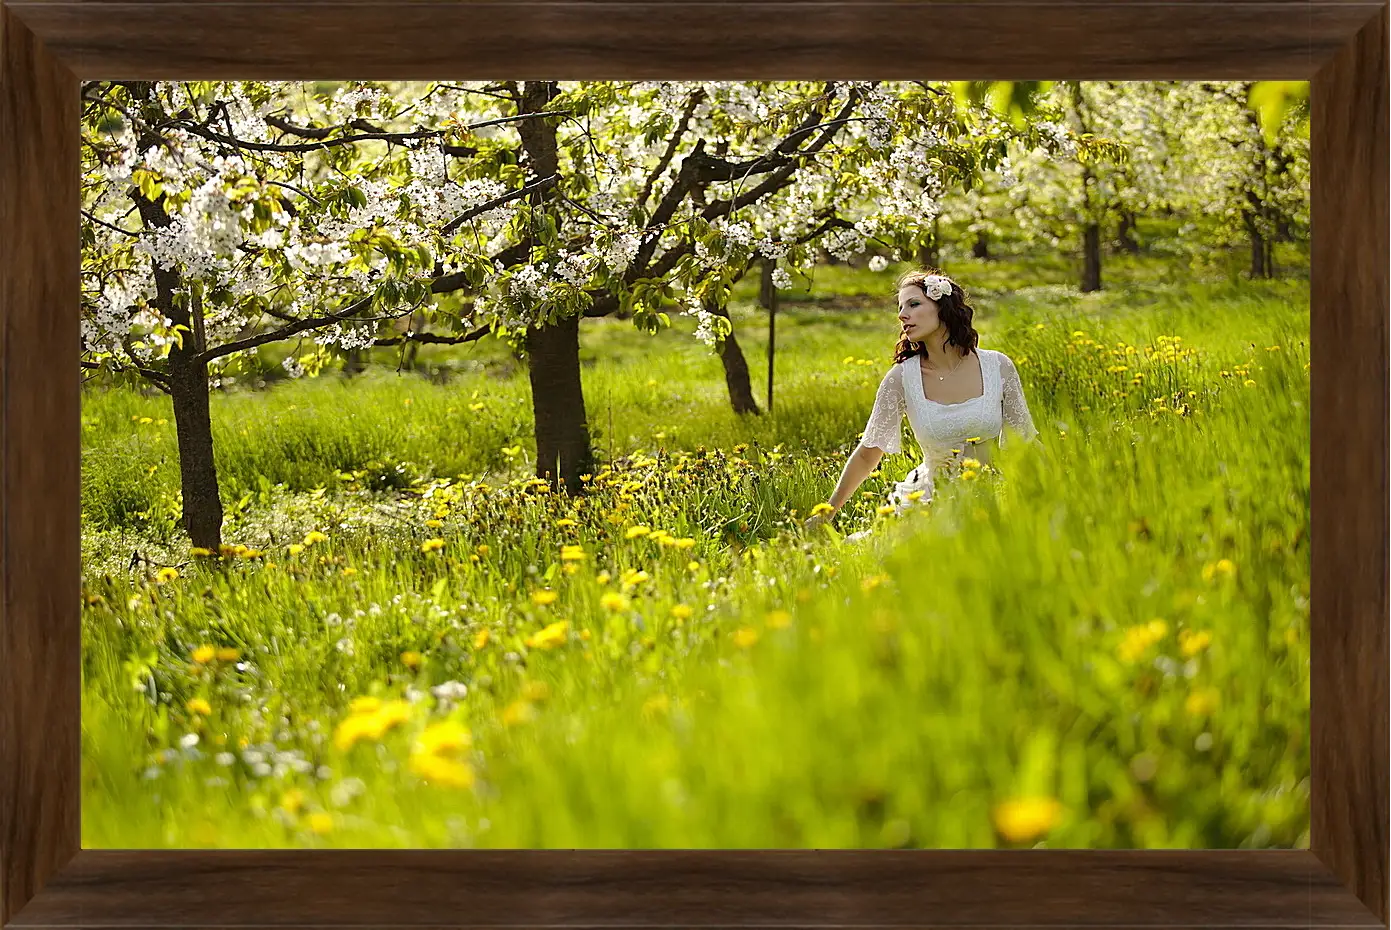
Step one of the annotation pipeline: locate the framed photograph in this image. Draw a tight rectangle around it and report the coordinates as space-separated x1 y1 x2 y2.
2 1 1386 927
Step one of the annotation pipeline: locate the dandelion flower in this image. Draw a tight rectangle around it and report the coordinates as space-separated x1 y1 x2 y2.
1178 629 1212 658
473 629 491 650
156 567 179 584
670 604 694 621
192 645 216 665
420 538 445 553
401 651 423 670
732 627 760 648
408 752 476 789
767 610 793 629
810 502 835 517
626 526 652 540
303 531 328 546
992 796 1063 843
307 812 335 834
186 697 213 716
531 590 560 607
600 592 631 612
525 620 571 650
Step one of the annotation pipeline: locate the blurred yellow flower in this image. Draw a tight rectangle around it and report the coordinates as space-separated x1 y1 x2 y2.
810 502 835 517
408 752 476 789
555 518 577 528
334 699 412 751
732 627 760 648
414 720 473 757
531 590 560 607
473 629 491 649
626 525 652 539
1185 688 1220 717
420 538 445 553
501 700 537 727
671 604 694 621
767 610 793 629
560 545 586 562
600 592 632 612
525 620 571 650
401 651 423 670
992 796 1063 843
307 812 335 835
287 544 305 556
156 567 179 583
1178 629 1213 658
192 645 216 665
303 531 328 546
186 697 212 716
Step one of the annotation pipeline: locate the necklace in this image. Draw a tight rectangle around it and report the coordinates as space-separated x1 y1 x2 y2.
923 351 966 381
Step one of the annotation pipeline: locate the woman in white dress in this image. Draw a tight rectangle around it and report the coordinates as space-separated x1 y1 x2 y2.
805 269 1040 532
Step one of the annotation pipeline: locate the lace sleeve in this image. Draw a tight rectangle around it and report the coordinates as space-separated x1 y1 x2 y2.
860 366 905 454
999 353 1039 447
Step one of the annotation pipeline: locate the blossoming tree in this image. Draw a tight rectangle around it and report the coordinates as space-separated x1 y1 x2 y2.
82 79 1107 547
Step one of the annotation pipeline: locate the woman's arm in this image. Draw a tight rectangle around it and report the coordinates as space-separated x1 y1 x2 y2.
806 366 902 528
826 443 886 513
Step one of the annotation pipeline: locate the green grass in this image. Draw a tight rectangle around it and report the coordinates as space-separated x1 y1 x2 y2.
80 242 1311 849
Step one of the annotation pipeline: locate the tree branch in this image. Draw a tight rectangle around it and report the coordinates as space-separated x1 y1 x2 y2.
373 325 492 347
194 293 376 365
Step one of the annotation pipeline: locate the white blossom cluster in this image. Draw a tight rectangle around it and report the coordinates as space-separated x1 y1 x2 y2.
682 295 723 348
313 322 378 351
600 230 643 273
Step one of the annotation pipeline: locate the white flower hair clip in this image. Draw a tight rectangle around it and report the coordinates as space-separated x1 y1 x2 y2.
919 275 953 301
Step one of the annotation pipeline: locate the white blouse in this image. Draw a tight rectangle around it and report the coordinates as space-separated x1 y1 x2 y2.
860 348 1039 475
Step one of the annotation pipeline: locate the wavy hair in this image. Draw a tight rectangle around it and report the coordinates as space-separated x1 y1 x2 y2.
892 268 980 364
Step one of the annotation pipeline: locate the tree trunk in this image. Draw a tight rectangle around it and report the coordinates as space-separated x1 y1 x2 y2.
918 215 941 268
129 91 224 549
1245 209 1271 279
526 313 593 492
518 80 595 490
972 231 990 260
1081 222 1102 292
342 347 367 376
761 259 778 413
708 301 760 415
167 347 224 549
1117 210 1140 253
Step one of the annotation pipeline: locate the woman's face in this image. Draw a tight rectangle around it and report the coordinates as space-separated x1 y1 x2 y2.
897 284 941 342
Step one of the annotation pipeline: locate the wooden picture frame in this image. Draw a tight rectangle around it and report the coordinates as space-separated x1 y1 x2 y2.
2 1 1386 926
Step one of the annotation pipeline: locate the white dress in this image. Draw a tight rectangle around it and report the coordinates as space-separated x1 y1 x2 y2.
859 348 1040 512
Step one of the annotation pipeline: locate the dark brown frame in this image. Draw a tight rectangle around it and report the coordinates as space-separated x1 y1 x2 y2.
2 1 1386 926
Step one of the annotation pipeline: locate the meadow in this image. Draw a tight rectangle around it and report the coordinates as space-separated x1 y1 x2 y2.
80 238 1312 849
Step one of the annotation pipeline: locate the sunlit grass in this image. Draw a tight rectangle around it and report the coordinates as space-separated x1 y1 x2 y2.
80 245 1310 850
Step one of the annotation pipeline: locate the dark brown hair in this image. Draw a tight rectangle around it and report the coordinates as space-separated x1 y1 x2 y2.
892 268 980 364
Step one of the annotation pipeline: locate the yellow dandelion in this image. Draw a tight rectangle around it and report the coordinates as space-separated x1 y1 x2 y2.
280 789 305 815
560 545 586 562
877 505 896 516
216 647 239 663
596 571 612 585
303 531 328 546
671 604 695 621
687 561 701 572
333 699 412 752
186 697 213 716
600 592 631 612
414 720 473 757
348 696 383 715
862 574 890 592
408 752 476 789
555 518 577 528
810 502 835 517
1178 629 1213 658
307 812 335 835
155 567 179 584
426 519 443 529
190 547 215 557
732 627 760 648
992 796 1063 843
531 590 560 607
767 610 793 629
473 629 491 649
625 525 652 540
525 620 571 650
501 700 537 727
476 544 490 556
401 651 423 670
1185 688 1220 717
287 543 305 556
420 538 445 553
192 645 216 665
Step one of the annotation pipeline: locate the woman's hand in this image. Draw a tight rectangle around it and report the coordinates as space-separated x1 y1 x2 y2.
803 503 838 532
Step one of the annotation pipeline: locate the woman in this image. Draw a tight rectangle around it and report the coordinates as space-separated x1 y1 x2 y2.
805 268 1040 532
